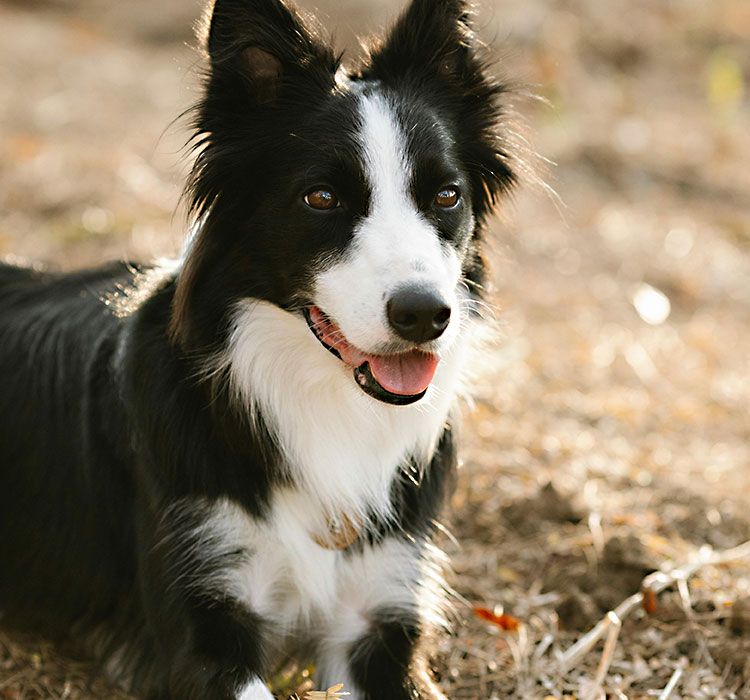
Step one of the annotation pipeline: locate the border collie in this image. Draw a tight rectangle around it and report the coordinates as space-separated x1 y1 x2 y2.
0 0 516 697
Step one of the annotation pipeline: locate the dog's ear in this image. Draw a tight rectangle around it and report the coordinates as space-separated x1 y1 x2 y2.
202 0 336 105
364 0 476 83
363 0 518 292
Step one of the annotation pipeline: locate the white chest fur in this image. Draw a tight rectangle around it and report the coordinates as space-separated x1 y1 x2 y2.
200 494 449 639
221 300 467 528
202 300 468 631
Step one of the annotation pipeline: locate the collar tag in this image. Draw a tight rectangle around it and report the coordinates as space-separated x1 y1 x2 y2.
312 512 362 550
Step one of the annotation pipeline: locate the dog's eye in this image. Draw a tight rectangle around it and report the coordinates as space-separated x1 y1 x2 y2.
304 189 339 211
435 187 459 208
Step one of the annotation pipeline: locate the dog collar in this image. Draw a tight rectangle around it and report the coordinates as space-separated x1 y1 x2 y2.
312 512 362 550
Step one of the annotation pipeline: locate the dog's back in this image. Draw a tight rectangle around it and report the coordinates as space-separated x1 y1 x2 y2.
0 262 137 634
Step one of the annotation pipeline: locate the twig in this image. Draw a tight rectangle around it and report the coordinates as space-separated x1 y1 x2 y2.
558 593 637 674
583 611 622 700
657 660 686 700
588 512 605 555
304 683 350 699
676 577 694 620
559 538 750 675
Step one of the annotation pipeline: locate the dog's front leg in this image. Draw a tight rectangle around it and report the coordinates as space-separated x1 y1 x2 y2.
136 503 275 700
348 612 446 700
142 588 274 700
316 539 448 700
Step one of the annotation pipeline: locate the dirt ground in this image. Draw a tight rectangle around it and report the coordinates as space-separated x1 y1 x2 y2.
1 0 749 698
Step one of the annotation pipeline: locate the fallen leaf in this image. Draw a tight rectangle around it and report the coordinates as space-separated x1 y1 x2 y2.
642 587 658 615
473 606 520 631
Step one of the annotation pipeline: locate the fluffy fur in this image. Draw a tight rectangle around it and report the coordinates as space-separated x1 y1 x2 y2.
0 0 516 698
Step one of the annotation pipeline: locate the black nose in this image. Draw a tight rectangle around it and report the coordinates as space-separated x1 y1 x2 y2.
387 286 452 343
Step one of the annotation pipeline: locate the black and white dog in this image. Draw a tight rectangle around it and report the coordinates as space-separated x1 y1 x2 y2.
0 0 516 697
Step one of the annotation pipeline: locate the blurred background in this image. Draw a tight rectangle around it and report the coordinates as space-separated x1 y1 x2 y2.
1 0 749 698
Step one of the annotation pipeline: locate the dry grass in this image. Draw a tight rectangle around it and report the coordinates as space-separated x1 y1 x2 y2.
1 0 750 697
0 630 134 700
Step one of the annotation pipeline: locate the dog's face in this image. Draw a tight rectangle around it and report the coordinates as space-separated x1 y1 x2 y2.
172 0 515 405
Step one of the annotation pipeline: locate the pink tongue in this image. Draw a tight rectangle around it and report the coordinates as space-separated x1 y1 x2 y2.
308 306 440 396
368 351 440 396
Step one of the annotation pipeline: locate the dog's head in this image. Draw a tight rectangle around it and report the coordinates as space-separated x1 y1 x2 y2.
171 0 516 405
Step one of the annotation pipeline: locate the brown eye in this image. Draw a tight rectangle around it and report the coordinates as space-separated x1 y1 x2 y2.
304 188 339 211
435 187 459 208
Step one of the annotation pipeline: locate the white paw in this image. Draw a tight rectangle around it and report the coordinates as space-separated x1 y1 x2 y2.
237 677 275 700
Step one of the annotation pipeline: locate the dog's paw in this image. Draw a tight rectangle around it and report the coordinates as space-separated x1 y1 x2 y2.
237 678 275 700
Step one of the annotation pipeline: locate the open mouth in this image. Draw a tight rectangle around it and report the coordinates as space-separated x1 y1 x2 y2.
303 306 440 406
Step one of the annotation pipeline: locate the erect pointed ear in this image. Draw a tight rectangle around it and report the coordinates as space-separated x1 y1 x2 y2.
201 0 337 105
364 0 476 82
362 0 518 245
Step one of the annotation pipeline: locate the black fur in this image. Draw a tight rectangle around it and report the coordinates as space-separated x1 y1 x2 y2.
0 0 515 697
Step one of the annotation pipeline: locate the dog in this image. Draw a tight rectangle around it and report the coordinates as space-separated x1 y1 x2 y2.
0 0 516 697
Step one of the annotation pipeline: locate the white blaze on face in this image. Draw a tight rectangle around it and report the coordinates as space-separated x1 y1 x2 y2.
314 91 463 353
